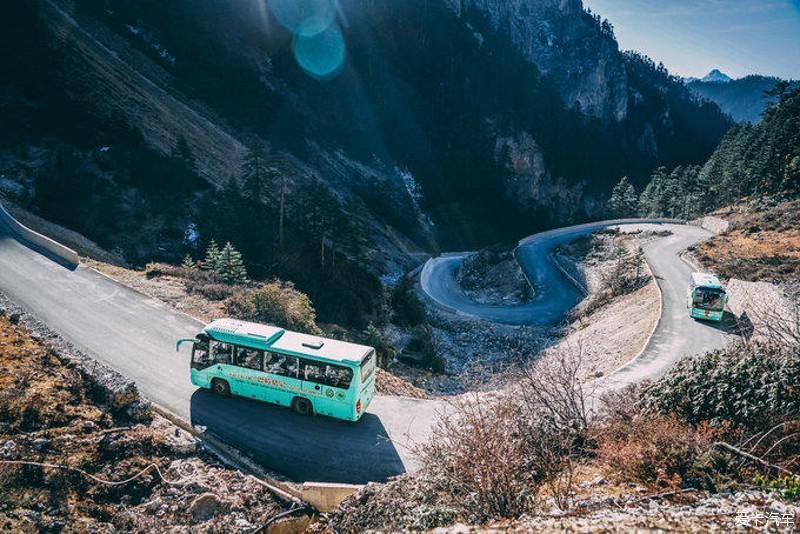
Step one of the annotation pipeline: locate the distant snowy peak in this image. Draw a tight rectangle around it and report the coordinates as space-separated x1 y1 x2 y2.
701 69 732 83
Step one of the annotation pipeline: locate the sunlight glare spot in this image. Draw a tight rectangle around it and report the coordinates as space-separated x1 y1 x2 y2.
292 23 346 80
267 0 336 37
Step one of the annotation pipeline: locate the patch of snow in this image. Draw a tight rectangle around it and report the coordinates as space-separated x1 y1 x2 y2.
465 23 484 47
380 272 403 287
396 166 435 228
126 24 176 65
184 223 199 247
0 177 25 196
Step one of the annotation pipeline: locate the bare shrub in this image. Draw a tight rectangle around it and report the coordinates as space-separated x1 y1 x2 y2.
189 282 237 301
413 346 591 523
143 262 191 279
516 345 591 431
594 409 723 491
418 397 540 522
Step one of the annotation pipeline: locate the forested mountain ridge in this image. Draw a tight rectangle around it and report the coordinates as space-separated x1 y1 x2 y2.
1 0 733 324
611 86 800 220
687 74 800 124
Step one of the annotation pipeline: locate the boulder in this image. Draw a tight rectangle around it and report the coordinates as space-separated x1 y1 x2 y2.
190 493 227 523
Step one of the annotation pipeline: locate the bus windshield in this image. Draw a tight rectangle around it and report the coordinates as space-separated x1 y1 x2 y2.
361 349 376 383
693 287 726 311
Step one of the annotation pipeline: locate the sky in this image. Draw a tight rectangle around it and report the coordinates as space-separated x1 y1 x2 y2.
582 0 800 80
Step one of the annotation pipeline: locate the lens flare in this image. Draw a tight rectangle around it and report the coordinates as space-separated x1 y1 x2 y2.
293 23 346 79
267 0 336 37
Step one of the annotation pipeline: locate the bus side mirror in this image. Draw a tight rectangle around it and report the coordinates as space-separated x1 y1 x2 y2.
176 338 195 352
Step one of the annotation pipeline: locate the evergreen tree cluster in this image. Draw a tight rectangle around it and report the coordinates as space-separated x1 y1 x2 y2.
617 87 800 219
200 239 249 285
608 176 638 217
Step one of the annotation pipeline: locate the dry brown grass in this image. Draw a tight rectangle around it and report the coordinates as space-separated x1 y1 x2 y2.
695 199 800 281
0 314 287 531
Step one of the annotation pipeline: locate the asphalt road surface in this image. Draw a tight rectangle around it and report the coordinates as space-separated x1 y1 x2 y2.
0 221 441 484
421 221 735 389
0 217 733 483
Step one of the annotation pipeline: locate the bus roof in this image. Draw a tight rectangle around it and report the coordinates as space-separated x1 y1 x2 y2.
270 330 372 365
691 272 723 289
201 318 372 365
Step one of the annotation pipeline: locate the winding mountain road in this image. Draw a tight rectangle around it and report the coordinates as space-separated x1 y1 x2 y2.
0 215 733 484
422 220 736 393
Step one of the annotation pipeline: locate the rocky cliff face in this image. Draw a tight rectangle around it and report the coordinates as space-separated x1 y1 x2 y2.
4 0 731 277
447 0 629 121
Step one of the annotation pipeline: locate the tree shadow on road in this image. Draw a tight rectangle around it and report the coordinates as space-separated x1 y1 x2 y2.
189 389 406 484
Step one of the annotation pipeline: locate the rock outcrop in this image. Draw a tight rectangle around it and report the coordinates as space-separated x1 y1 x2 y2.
447 0 629 121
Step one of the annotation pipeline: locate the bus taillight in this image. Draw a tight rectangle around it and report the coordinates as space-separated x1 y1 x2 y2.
356 399 362 414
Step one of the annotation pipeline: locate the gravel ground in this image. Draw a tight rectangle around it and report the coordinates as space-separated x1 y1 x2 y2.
421 310 553 395
541 280 660 381
442 491 799 532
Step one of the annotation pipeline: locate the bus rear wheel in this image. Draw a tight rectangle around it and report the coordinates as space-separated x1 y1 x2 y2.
211 378 230 397
292 397 313 416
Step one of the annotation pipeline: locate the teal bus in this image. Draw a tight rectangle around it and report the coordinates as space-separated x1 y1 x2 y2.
687 272 727 322
177 318 377 422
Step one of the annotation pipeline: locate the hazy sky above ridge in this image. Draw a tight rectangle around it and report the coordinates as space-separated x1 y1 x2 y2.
583 0 800 79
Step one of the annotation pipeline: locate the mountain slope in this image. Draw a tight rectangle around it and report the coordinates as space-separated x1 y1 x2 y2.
687 75 799 123
637 86 800 219
2 0 732 273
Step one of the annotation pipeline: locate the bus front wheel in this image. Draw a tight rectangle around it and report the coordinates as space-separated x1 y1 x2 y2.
292 397 313 416
211 378 230 397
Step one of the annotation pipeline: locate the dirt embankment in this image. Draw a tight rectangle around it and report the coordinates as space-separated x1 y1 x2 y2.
692 198 800 283
0 310 291 532
542 229 662 380
689 199 800 344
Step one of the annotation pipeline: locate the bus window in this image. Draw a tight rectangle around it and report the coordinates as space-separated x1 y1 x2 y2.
299 358 353 389
210 341 233 364
236 346 263 371
301 359 326 383
693 287 725 311
192 340 211 369
326 365 353 389
361 349 376 383
265 352 299 378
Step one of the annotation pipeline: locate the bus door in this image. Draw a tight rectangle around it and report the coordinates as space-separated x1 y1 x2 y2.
207 340 235 381
299 358 354 418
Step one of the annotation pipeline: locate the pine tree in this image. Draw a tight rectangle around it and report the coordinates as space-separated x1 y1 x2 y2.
241 148 268 199
202 239 221 272
609 176 637 217
240 148 287 251
172 135 198 176
181 254 197 270
216 242 249 285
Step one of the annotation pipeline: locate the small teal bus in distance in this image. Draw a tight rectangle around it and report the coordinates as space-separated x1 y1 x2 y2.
177 319 376 421
687 272 727 322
